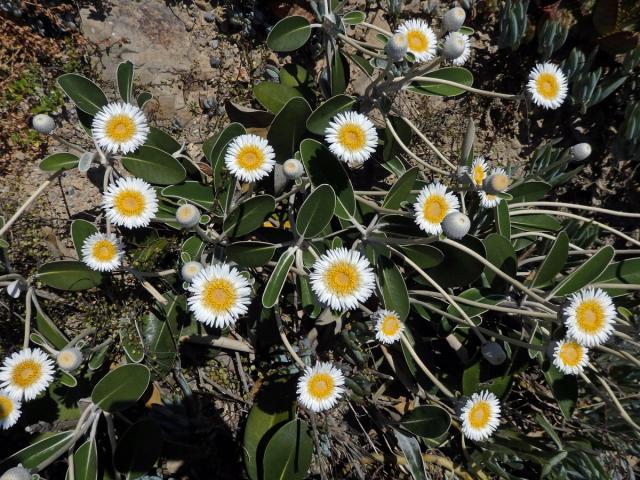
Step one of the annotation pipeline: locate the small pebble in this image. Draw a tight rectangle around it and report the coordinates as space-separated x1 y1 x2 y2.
210 39 219 49
203 11 215 23
210 57 221 68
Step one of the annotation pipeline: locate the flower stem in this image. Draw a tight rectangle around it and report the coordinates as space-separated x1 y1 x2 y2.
400 334 455 398
385 117 449 175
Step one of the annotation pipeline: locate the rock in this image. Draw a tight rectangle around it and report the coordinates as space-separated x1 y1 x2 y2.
203 11 215 23
210 56 221 68
210 39 219 49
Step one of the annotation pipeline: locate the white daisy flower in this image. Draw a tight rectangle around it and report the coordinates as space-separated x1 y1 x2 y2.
103 177 159 229
92 102 149 154
413 182 460 235
187 263 252 329
0 389 21 429
461 390 501 441
297 362 346 412
0 348 56 401
526 63 568 110
374 309 405 344
81 232 124 272
479 191 501 208
224 134 276 182
310 248 375 311
564 287 616 347
445 32 471 66
553 339 589 375
324 111 378 167
470 156 488 187
396 19 437 62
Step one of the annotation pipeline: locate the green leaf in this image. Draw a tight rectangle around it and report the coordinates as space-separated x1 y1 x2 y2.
267 16 311 52
253 82 302 114
121 145 186 185
296 185 336 238
181 236 205 263
137 91 153 108
483 233 516 284
331 51 350 96
262 248 296 308
594 257 640 297
37 261 102 291
39 152 79 172
306 95 356 135
426 236 486 287
117 60 134 103
551 245 615 297
300 139 355 219
224 195 276 237
227 241 277 268
145 126 181 154
263 419 313 480
446 288 499 319
91 363 151 412
342 10 366 25
494 200 511 240
0 431 74 469
69 440 98 480
279 64 311 88
60 371 78 387
544 365 577 420
462 362 480 395
89 342 110 371
408 67 473 97
398 245 444 269
532 231 569 287
383 167 418 210
33 308 69 350
71 219 98 259
114 419 163 480
204 122 246 190
507 181 551 203
267 97 312 162
511 214 562 231
140 294 184 376
394 430 428 480
378 256 410 321
57 74 108 115
161 181 214 210
400 405 451 438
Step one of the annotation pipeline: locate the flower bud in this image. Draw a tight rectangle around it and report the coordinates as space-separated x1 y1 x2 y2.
443 32 466 60
481 341 507 365
6 279 25 299
385 33 408 62
56 348 83 372
181 261 203 282
0 466 31 480
175 204 200 229
483 172 510 195
442 7 466 32
570 143 591 162
442 212 470 239
32 114 55 134
282 158 305 179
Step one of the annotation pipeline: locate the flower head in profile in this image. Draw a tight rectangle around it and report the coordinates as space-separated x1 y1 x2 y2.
224 134 275 182
310 248 375 311
325 111 378 167
0 348 55 401
470 156 488 187
396 19 437 62
187 263 252 329
81 232 124 272
103 177 158 229
0 389 21 429
413 183 460 235
527 63 568 110
564 287 616 346
445 32 471 66
92 102 149 154
374 309 405 344
461 390 501 441
297 362 346 412
553 339 589 375
479 191 501 209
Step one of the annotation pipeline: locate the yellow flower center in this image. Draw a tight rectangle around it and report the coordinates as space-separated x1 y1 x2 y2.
381 315 401 337
575 299 605 334
104 114 136 143
485 194 497 202
0 395 13 419
324 261 360 296
535 72 560 100
236 145 265 171
422 195 448 223
468 401 491 429
91 239 117 262
337 123 366 151
472 165 485 185
558 342 583 367
11 359 43 389
113 189 146 217
407 30 429 53
491 174 509 191
202 278 237 313
307 372 335 400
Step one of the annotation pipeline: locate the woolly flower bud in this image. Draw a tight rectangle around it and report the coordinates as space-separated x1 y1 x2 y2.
283 158 305 179
56 348 83 372
385 33 408 62
481 342 507 365
483 172 510 195
442 212 470 239
570 143 591 162
443 32 466 60
175 204 200 229
32 114 55 134
442 7 466 32
181 261 203 283
0 466 31 480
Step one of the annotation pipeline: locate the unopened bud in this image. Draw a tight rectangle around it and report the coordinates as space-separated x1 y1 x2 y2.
385 33 408 62
570 143 591 162
442 212 470 239
175 204 200 229
181 261 203 282
56 348 83 372
282 158 304 179
481 341 507 365
443 32 466 60
32 114 55 134
0 466 31 480
442 7 466 32
483 172 510 195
